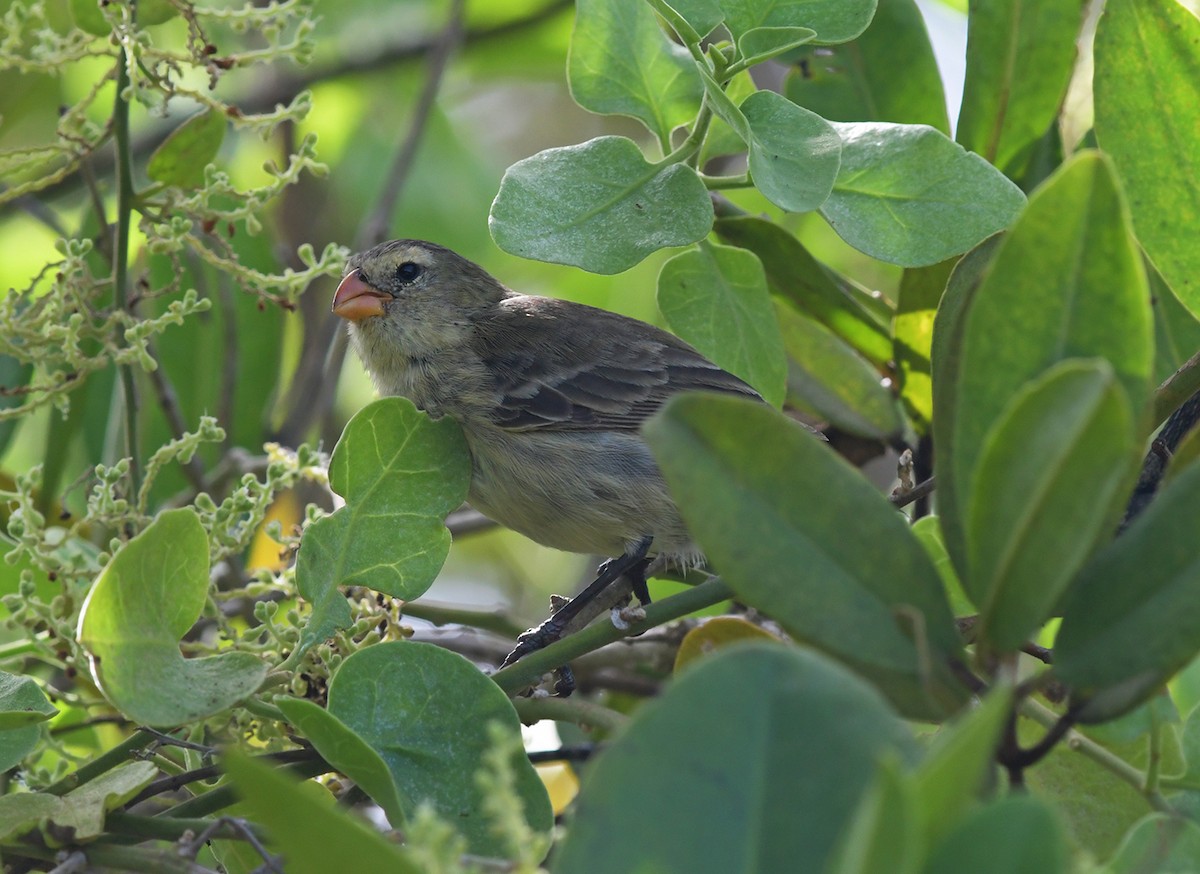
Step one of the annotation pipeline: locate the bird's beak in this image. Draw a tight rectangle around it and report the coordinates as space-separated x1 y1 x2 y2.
332 269 388 321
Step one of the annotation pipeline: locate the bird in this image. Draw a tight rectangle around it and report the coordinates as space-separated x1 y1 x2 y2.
331 239 763 688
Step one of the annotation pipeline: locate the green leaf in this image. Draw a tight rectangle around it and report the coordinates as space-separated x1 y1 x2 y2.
784 0 950 133
138 0 179 25
777 304 903 439
295 398 470 654
69 0 109 36
929 235 1002 575
0 670 56 729
326 642 552 856
221 749 420 874
720 0 879 44
942 152 1154 588
1055 463 1200 723
956 0 1082 175
911 516 972 617
146 109 226 188
969 361 1136 652
714 216 893 367
820 122 1026 266
78 508 267 727
659 0 724 39
1151 259 1200 385
275 698 409 828
53 761 158 840
912 688 1012 849
554 644 917 874
699 71 757 164
1020 714 1153 858
1104 814 1200 873
741 90 841 212
893 259 955 431
568 0 702 145
490 136 713 273
826 757 919 874
0 792 62 842
657 242 787 407
737 26 816 66
0 725 39 773
1094 0 1200 316
923 796 1068 874
644 394 965 719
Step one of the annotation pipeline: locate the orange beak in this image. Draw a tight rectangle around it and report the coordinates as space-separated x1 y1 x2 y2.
332 269 389 321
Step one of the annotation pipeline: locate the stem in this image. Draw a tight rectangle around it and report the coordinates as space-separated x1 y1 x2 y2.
490 576 732 695
402 599 525 639
513 696 628 733
1145 704 1163 795
162 758 331 820
1154 348 1200 427
642 0 703 51
659 97 714 169
1018 699 1173 813
113 48 141 495
45 729 157 796
700 173 751 190
105 811 265 843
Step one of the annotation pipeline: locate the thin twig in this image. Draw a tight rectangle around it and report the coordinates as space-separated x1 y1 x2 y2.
112 47 142 494
889 475 935 509
357 0 467 249
513 695 629 732
491 576 733 695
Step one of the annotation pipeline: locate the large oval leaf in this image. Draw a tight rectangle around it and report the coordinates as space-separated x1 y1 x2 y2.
555 644 917 874
741 90 841 213
968 360 1136 652
721 0 878 45
294 397 470 655
78 508 266 727
777 303 903 439
1094 0 1200 316
644 393 964 719
956 0 1081 175
715 216 893 367
657 242 787 407
568 0 702 146
326 642 552 856
490 136 713 274
222 749 420 874
784 0 949 133
940 152 1154 590
820 122 1026 266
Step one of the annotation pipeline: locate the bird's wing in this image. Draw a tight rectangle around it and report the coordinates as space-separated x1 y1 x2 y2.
472 295 761 432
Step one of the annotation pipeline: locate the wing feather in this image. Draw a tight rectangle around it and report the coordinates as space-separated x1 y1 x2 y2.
473 295 761 432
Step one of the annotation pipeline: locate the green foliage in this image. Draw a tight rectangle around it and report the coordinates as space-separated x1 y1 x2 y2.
292 397 470 657
1 0 1199 871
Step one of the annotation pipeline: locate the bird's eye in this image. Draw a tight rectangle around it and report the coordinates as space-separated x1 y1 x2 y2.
396 262 423 283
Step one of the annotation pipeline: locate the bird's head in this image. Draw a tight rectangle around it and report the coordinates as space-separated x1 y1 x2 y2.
333 239 508 358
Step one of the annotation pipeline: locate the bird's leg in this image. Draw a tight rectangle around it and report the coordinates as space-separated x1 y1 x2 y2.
498 536 654 677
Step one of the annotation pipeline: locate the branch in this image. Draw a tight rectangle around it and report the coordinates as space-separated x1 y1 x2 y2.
112 48 141 495
357 0 466 249
513 695 628 732
490 576 733 695
1122 386 1200 526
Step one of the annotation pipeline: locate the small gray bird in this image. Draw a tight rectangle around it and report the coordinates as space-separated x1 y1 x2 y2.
332 240 762 678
